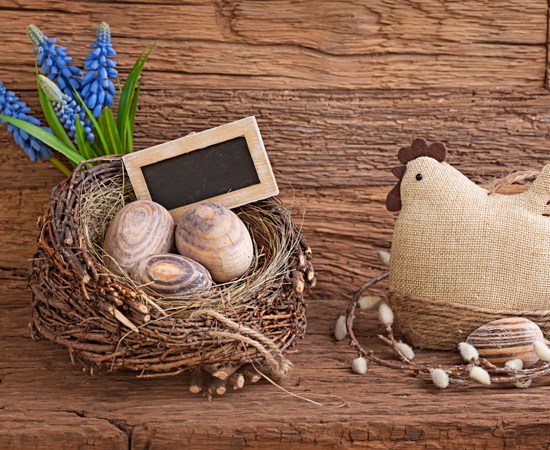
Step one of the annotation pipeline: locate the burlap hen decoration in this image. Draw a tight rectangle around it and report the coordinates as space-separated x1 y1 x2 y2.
387 138 550 311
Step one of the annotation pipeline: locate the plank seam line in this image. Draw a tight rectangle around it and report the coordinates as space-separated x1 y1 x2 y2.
64 409 133 450
0 6 80 15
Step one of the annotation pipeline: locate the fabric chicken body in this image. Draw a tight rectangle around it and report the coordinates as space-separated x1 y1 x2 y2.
389 155 550 311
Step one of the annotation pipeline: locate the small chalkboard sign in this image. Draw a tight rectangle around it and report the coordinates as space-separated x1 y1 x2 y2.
123 117 279 220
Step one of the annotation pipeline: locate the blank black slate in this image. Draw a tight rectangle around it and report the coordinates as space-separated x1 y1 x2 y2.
141 137 260 210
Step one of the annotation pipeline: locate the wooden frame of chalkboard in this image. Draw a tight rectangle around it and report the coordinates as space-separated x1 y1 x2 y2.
122 116 279 220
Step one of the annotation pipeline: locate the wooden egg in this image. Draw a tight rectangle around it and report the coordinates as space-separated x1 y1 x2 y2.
132 254 212 297
175 203 254 283
103 200 175 275
466 317 544 367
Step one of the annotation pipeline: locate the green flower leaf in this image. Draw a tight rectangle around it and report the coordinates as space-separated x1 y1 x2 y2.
100 107 123 154
0 114 83 165
117 45 153 150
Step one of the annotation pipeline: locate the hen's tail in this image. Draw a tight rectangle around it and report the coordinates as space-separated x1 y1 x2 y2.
531 164 550 216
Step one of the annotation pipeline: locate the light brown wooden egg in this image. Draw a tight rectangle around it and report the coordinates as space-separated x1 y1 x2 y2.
103 200 175 275
466 317 544 367
175 203 254 283
132 254 212 297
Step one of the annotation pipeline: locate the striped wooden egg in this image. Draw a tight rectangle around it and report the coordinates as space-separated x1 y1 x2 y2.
175 203 254 283
103 200 175 275
466 317 544 367
132 254 212 297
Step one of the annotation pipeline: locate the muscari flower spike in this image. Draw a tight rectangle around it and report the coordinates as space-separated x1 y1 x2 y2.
0 81 52 161
27 24 83 97
81 22 117 117
39 75 94 142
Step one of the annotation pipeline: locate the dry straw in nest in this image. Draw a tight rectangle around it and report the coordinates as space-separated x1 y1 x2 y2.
30 156 314 396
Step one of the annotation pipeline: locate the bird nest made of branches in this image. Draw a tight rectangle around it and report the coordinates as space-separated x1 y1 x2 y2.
29 156 314 396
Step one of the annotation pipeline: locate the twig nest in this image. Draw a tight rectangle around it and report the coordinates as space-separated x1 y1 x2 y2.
175 203 254 283
132 254 212 297
466 317 544 367
103 200 175 275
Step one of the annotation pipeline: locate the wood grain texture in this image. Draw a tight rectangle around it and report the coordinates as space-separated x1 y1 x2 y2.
0 0 547 90
466 318 544 367
2 1 550 447
3 88 550 299
1 282 549 449
103 200 175 276
132 253 213 297
0 410 128 450
175 203 254 282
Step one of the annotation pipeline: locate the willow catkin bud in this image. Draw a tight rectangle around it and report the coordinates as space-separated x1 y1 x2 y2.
357 295 381 310
458 342 479 362
378 303 394 325
469 366 491 385
514 379 532 389
351 357 368 375
396 341 415 360
334 315 347 341
505 359 523 371
431 369 449 389
377 250 390 266
533 340 550 362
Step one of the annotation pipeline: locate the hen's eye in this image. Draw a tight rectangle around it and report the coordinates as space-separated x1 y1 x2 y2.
415 173 423 181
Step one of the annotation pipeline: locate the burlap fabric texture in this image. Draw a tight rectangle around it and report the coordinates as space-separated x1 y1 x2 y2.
385 138 550 348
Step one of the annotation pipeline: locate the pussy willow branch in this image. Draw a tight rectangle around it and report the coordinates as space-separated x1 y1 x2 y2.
345 272 550 387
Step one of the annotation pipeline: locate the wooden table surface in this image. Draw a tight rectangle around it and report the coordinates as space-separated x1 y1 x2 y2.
1 1 550 448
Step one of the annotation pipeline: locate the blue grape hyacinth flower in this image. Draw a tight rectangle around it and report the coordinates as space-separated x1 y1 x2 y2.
27 24 83 97
81 22 117 117
0 81 52 161
39 75 94 142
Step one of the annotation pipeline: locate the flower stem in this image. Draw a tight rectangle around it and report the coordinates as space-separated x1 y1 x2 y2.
49 157 72 176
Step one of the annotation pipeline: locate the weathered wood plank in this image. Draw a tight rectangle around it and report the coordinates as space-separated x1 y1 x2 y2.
3 88 550 297
129 417 550 449
1 1 549 447
1 287 549 449
0 410 128 450
0 188 48 271
0 0 546 90
3 88 550 191
4 0 546 46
